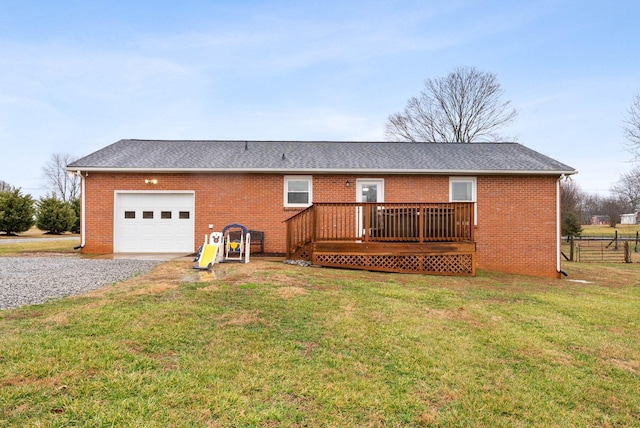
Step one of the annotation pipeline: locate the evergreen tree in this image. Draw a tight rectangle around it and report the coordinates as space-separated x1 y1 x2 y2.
561 211 582 238
0 188 35 235
70 197 80 234
36 195 76 234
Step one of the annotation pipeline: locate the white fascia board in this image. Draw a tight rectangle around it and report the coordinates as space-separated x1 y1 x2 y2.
65 166 578 176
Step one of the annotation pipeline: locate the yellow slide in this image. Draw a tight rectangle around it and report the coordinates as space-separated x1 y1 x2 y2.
193 232 222 270
196 243 219 269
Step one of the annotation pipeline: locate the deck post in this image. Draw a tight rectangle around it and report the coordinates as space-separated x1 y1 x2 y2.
311 204 317 243
418 205 424 243
469 203 475 241
285 218 291 258
364 203 369 242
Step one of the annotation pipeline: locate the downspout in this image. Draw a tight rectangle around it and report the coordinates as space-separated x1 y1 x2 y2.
557 175 567 277
73 171 86 250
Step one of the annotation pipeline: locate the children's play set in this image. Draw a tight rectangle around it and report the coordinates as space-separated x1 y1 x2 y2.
192 223 251 270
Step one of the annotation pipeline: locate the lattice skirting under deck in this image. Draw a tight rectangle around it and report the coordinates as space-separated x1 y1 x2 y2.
313 252 475 276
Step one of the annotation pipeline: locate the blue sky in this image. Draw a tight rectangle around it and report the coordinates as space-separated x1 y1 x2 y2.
1 0 638 197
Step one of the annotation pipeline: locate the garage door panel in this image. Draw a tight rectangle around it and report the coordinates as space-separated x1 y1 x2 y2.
115 193 194 253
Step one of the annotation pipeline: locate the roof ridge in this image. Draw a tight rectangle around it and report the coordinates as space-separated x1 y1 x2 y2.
120 139 521 144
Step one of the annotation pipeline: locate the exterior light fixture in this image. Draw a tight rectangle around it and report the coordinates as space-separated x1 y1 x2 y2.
345 180 351 187
145 179 158 185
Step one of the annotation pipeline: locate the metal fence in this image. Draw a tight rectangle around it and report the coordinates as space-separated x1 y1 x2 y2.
564 233 637 263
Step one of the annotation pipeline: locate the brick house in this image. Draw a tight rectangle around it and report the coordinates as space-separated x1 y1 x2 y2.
67 140 576 278
590 215 610 226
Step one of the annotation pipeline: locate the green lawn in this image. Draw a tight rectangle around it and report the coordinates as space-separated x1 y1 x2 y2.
0 239 80 255
1 256 639 426
580 224 640 237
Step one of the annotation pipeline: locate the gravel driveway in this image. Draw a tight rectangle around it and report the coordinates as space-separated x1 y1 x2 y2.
0 257 160 310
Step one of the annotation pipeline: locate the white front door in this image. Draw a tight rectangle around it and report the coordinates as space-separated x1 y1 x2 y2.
356 179 384 237
356 179 384 203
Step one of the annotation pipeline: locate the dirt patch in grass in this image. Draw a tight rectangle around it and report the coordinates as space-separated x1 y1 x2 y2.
76 259 311 302
43 312 70 328
275 286 307 298
425 307 470 321
1 370 78 390
609 358 639 374
216 310 264 327
80 261 185 299
208 260 319 288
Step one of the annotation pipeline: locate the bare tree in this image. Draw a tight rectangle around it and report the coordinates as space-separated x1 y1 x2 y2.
581 192 604 224
610 166 640 212
601 196 626 227
42 153 80 202
624 89 640 159
560 178 583 215
385 66 518 143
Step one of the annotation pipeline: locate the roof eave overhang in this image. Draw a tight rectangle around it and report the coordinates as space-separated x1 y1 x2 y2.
66 166 578 176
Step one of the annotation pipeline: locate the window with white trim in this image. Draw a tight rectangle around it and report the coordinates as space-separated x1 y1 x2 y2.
449 177 477 225
284 176 312 207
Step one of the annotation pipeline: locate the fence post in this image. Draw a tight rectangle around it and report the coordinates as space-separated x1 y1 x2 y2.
624 241 631 263
570 235 574 261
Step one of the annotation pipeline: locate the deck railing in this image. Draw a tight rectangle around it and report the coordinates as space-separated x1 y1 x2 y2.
285 202 474 257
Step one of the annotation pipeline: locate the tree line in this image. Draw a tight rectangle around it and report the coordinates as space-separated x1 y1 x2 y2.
0 154 79 235
561 173 640 232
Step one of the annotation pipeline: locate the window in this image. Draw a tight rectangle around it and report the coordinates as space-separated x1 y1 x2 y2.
284 176 312 207
161 211 172 219
143 211 154 219
449 177 477 225
124 211 135 219
179 211 190 219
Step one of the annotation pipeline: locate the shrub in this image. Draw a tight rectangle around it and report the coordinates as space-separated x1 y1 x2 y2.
36 195 76 234
0 188 35 235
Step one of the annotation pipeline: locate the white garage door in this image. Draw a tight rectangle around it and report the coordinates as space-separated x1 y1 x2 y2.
114 192 194 253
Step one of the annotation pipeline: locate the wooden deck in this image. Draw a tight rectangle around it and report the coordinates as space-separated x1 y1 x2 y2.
285 202 476 276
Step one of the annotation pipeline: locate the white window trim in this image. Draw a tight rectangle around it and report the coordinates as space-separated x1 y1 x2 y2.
284 175 313 208
449 177 477 225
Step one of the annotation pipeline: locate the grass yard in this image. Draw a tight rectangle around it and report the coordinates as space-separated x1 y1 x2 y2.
0 227 80 256
580 224 640 237
0 239 80 256
1 253 639 426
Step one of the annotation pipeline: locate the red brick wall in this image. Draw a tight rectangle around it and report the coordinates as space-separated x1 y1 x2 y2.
81 172 560 278
475 175 559 278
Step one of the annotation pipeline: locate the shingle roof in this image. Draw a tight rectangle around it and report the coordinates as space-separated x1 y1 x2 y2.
67 139 576 175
